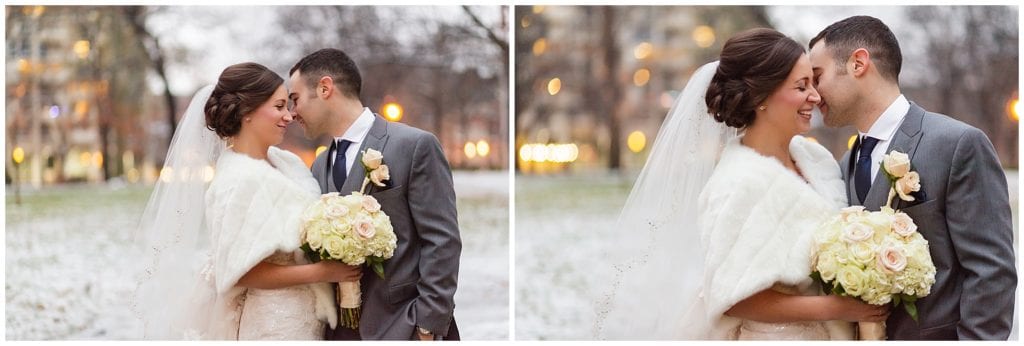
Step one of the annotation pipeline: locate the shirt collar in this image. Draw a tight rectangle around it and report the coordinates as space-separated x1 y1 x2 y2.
860 94 909 141
336 107 375 144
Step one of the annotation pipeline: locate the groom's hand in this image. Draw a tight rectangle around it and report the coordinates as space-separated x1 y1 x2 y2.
317 261 363 282
415 328 434 341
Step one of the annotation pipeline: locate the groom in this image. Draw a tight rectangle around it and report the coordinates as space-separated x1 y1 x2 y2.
288 48 462 340
810 16 1016 340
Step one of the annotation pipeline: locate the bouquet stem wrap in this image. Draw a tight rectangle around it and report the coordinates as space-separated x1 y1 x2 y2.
858 321 886 340
338 281 362 329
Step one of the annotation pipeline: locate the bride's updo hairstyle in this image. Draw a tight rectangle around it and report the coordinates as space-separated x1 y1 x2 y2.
205 62 284 139
705 28 804 129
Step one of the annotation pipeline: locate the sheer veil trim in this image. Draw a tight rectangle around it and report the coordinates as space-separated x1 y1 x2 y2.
594 61 736 340
131 85 229 339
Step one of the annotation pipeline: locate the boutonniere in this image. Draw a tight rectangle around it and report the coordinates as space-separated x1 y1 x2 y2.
359 148 390 194
881 151 922 209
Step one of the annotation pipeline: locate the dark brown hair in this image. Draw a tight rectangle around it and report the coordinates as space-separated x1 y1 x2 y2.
204 62 283 138
705 28 804 129
809 15 902 83
289 48 362 99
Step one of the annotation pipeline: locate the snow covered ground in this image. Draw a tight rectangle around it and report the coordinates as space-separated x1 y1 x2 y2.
5 170 509 340
515 171 1019 340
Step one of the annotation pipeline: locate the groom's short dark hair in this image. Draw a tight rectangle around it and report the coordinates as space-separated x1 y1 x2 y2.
290 48 362 99
810 15 902 83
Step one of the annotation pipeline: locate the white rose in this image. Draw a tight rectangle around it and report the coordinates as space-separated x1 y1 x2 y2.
320 192 340 201
850 242 876 265
894 172 921 202
324 203 350 219
362 149 384 170
370 164 390 187
362 195 381 213
878 246 908 273
323 236 345 258
837 266 869 297
841 222 874 243
891 212 918 237
355 215 375 239
839 206 866 222
883 151 911 178
306 227 324 250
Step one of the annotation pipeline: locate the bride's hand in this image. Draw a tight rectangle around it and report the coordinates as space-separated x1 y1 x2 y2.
828 295 891 322
318 261 363 283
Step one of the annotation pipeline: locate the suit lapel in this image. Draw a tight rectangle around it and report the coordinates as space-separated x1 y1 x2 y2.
844 139 861 205
339 115 391 194
864 103 925 209
311 149 329 193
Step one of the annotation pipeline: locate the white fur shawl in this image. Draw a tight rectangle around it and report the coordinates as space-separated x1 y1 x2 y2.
204 146 336 330
697 135 853 339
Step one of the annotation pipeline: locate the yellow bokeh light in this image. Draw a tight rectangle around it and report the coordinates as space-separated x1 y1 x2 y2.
80 151 92 166
547 78 562 96
382 102 403 122
627 131 647 153
634 42 653 60
73 40 90 59
848 135 858 150
75 100 89 119
633 68 651 87
476 140 490 157
93 151 103 167
464 142 478 159
532 38 547 56
12 147 25 164
203 165 216 183
315 145 328 157
160 167 174 183
693 25 716 48
1009 98 1020 122
532 5 545 14
17 59 30 73
519 145 533 162
521 16 531 28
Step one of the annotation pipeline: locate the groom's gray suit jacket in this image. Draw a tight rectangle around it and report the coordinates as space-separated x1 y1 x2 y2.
312 114 461 340
840 102 1016 340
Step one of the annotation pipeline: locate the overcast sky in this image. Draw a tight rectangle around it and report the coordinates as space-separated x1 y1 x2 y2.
145 6 502 96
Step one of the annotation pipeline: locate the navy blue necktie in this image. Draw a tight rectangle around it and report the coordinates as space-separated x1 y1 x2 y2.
855 136 880 203
332 139 352 191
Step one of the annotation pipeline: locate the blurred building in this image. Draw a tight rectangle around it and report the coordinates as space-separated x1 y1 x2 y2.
515 6 770 174
8 6 101 186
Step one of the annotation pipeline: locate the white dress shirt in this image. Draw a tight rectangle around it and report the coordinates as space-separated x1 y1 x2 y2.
858 94 909 181
329 108 375 178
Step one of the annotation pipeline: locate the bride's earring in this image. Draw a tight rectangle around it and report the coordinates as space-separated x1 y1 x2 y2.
245 117 252 122
758 105 767 111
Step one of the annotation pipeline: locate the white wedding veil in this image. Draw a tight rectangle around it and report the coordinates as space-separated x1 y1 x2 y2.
595 61 737 339
130 85 228 339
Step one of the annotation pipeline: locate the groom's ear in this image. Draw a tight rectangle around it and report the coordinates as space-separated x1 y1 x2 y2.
850 48 871 78
317 76 335 100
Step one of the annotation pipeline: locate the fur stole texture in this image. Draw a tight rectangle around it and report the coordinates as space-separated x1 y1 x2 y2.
205 146 337 330
697 135 852 339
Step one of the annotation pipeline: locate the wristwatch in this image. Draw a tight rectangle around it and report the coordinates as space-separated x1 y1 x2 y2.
417 327 433 336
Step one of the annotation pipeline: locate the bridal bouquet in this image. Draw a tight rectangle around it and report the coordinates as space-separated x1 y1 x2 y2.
811 151 936 340
300 148 397 329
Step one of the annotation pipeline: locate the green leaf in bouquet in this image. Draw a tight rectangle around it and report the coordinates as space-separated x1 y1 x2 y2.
894 295 902 306
810 271 835 295
300 243 321 263
904 301 919 322
366 256 386 279
832 282 846 296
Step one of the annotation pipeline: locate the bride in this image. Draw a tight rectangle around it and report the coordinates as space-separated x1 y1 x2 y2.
597 28 889 340
132 62 361 339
